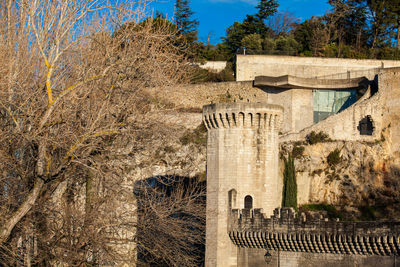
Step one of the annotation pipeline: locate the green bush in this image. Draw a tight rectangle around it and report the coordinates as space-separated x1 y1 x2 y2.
275 36 300 55
377 47 400 60
282 155 297 210
306 131 330 145
241 33 263 51
323 43 338 57
302 50 313 57
327 148 341 166
263 37 276 53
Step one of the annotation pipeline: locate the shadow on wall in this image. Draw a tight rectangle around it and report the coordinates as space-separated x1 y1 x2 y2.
254 85 291 95
134 175 206 267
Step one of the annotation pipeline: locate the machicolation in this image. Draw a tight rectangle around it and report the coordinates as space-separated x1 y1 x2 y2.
203 102 283 130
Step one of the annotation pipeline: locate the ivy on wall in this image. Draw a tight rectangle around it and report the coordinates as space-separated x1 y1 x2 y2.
282 155 298 210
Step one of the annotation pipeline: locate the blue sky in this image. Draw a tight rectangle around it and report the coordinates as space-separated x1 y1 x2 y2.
148 0 331 44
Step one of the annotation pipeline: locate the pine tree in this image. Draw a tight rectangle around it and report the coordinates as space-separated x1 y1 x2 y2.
174 0 199 44
387 0 400 49
367 0 391 48
255 0 279 21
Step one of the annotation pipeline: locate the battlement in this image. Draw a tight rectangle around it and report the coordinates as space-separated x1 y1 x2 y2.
228 208 400 256
202 103 283 130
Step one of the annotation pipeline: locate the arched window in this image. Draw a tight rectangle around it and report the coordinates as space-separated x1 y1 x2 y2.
244 195 253 209
228 189 237 209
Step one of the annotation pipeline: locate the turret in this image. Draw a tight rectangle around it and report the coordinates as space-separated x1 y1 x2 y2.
203 102 283 267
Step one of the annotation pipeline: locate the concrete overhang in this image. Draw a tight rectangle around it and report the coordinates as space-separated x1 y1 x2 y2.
254 75 369 89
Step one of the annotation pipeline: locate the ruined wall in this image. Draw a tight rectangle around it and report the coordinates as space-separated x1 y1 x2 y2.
236 55 400 81
203 103 283 267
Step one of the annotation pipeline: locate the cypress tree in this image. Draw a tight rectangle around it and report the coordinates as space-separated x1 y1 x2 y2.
174 0 199 44
282 155 297 210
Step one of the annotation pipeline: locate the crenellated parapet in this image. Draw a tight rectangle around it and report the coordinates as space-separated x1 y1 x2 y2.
229 208 400 256
202 102 283 130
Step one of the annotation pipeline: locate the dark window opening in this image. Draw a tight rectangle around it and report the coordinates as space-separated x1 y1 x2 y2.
358 116 374 135
244 195 253 209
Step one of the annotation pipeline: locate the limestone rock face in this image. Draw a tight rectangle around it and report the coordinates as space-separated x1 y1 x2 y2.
281 138 400 220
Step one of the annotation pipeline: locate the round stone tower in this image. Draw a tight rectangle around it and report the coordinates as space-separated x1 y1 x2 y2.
203 102 283 267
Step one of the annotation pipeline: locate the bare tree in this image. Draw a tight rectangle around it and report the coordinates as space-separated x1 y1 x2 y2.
267 11 300 37
306 17 331 57
0 0 203 265
135 176 205 267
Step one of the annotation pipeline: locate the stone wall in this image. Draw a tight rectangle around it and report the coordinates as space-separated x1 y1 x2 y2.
145 82 314 133
230 208 400 267
379 68 400 165
255 87 314 134
236 55 400 81
145 81 261 109
279 86 382 143
237 248 398 267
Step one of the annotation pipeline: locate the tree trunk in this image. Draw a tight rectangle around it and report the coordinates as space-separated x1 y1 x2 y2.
372 28 378 49
0 177 44 244
357 31 361 51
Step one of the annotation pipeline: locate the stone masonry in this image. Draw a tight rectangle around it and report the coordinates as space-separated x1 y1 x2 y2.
203 103 283 267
